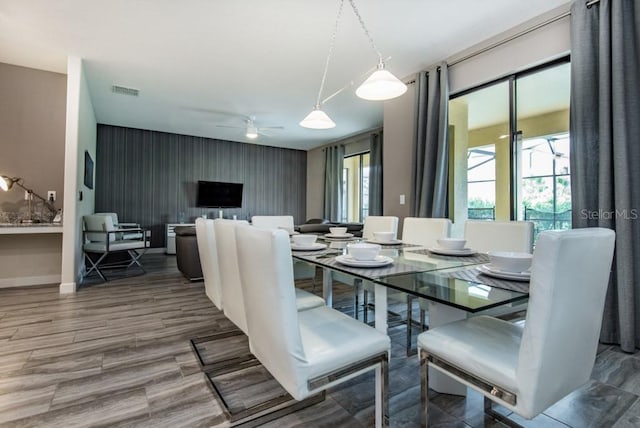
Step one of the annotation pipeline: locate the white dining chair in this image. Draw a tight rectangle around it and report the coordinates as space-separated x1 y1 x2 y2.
215 219 325 334
195 218 222 308
334 215 398 319
464 220 534 254
368 217 451 355
401 217 452 248
251 215 318 287
362 215 399 240
462 220 534 319
251 215 296 232
418 228 615 427
193 219 324 376
236 226 391 427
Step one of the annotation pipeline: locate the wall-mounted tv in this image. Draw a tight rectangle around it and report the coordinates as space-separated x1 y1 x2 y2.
196 180 243 208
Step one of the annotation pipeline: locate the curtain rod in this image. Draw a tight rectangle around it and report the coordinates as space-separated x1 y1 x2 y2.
449 0 599 67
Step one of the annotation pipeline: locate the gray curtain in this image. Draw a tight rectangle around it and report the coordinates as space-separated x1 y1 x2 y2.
570 0 640 352
368 131 383 216
323 145 345 221
411 62 449 218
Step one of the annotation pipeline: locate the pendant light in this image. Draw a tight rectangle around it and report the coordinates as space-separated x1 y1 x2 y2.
349 0 407 101
300 0 345 129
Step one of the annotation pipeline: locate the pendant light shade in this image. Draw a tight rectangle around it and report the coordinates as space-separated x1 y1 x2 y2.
300 108 336 129
356 61 407 101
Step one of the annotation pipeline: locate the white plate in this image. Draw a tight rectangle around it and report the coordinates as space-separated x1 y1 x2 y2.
366 239 403 245
428 247 476 256
290 242 327 251
324 233 354 239
335 254 393 267
477 264 530 281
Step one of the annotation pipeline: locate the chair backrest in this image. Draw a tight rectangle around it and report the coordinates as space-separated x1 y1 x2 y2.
214 219 250 334
251 215 295 233
95 212 119 227
516 228 615 418
401 217 451 247
362 216 399 240
235 226 309 399
464 220 534 253
195 218 222 309
83 214 116 243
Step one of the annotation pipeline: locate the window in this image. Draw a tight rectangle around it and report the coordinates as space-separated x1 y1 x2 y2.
341 152 370 223
448 58 571 237
467 144 496 220
520 133 571 234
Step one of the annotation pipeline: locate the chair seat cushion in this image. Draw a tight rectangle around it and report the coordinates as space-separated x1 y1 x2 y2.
417 315 522 392
295 289 325 311
298 306 390 380
84 240 147 252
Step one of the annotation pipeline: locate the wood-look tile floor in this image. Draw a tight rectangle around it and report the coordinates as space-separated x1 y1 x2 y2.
0 253 639 427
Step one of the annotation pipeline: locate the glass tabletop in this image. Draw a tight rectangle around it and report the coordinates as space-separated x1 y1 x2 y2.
292 242 490 281
375 267 529 313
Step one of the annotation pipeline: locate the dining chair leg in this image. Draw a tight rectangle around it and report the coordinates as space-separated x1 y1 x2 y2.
406 295 414 356
420 348 429 428
484 396 523 428
375 353 390 428
363 289 369 324
353 278 362 320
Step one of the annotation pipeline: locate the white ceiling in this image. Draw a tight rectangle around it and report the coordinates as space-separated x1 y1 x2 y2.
0 0 571 150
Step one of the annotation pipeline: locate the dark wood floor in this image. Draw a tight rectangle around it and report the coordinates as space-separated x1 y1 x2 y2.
0 253 639 427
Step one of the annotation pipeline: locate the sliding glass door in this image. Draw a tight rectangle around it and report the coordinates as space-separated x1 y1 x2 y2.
448 58 571 237
341 152 370 223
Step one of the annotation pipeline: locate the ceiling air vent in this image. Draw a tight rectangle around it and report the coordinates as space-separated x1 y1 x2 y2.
111 85 139 97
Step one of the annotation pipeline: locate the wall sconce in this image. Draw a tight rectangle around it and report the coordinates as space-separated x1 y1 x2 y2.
0 175 56 223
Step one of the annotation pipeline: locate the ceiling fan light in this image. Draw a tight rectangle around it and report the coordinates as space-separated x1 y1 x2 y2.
246 124 258 139
356 67 408 101
299 108 336 129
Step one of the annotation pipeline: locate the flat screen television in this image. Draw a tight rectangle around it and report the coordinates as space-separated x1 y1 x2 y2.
196 181 243 208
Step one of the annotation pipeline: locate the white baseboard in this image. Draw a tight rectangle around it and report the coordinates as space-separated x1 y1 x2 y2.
59 282 77 294
0 275 61 288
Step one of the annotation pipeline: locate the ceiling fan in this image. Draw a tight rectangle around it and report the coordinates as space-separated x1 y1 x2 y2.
215 116 283 139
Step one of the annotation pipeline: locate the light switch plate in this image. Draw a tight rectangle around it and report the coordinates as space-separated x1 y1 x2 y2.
400 194 406 205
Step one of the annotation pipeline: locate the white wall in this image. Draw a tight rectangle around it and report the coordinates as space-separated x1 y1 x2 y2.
448 6 571 94
382 80 417 237
60 56 97 294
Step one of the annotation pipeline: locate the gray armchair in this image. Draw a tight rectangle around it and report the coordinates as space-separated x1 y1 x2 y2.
83 214 148 282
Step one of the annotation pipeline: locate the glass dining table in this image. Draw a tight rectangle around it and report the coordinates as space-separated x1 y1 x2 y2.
292 236 530 395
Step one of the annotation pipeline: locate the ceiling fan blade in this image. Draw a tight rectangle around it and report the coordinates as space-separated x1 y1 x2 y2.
259 126 284 131
215 124 244 129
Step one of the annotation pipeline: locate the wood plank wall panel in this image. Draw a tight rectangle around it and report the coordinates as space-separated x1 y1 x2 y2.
95 125 307 247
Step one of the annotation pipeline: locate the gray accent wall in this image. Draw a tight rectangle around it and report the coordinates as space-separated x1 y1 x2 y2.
96 125 306 247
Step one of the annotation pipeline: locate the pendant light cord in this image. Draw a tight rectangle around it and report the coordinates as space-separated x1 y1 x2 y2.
315 0 345 109
348 0 383 62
